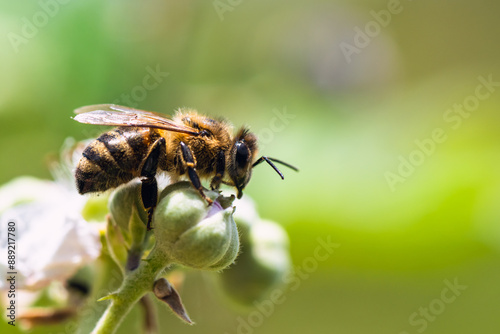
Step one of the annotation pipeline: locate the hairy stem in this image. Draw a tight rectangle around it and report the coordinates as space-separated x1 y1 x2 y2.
91 244 170 334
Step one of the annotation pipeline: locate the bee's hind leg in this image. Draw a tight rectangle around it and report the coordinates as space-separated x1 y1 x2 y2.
180 141 213 205
140 137 166 230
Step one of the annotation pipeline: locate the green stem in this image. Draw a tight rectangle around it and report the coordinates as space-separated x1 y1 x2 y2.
91 244 170 334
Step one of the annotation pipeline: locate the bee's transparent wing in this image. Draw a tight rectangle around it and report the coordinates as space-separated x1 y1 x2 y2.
73 104 198 135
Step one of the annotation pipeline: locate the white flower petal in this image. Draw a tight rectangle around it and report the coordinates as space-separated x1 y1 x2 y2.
0 180 101 291
0 177 62 213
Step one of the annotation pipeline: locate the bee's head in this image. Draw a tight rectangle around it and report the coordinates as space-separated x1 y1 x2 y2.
228 128 258 199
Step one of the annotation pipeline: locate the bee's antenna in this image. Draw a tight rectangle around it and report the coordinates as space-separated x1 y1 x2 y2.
252 156 299 179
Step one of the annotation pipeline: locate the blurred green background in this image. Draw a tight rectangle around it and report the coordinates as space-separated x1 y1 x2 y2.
1 0 500 333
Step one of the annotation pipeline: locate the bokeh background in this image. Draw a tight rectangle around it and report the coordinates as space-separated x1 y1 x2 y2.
1 0 500 333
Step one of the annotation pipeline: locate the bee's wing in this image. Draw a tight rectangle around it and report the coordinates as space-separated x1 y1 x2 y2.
73 104 199 135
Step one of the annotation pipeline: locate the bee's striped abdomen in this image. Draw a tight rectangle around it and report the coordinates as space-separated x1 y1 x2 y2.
75 127 159 194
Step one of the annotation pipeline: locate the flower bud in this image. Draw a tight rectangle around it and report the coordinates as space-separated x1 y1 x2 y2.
216 198 291 306
107 180 153 271
153 182 239 271
108 180 148 231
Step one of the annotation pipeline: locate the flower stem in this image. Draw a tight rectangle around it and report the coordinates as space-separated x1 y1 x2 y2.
91 244 170 334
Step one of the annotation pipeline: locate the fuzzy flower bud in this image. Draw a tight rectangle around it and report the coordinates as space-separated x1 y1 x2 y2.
107 180 153 271
216 197 291 306
153 182 239 271
108 180 148 230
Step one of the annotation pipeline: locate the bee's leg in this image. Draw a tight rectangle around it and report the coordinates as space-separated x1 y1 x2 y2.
180 142 213 205
141 178 157 231
210 150 226 190
140 137 166 230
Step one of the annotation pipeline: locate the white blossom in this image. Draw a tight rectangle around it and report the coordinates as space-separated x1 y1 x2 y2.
0 147 101 290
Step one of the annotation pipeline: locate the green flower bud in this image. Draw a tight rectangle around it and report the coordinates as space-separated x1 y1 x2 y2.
108 180 148 231
217 198 291 306
108 181 152 271
153 182 239 271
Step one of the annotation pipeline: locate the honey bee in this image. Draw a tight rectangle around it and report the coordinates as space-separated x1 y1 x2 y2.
73 104 297 230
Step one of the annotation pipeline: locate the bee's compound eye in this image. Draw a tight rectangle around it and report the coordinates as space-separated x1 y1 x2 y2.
235 141 249 168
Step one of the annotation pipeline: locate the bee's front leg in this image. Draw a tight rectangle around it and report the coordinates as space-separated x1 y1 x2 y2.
140 137 166 230
210 150 226 190
180 142 213 205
